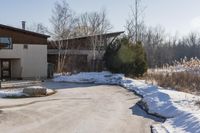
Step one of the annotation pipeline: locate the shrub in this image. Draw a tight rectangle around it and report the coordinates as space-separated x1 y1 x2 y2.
104 37 148 77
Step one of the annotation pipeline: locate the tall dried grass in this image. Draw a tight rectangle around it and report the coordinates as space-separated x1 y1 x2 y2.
145 58 200 94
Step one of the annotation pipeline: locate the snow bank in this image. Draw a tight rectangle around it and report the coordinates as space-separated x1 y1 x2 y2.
121 78 200 133
53 72 200 133
53 71 123 84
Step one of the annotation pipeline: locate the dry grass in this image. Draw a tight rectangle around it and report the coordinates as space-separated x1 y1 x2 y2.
144 72 200 94
144 58 200 94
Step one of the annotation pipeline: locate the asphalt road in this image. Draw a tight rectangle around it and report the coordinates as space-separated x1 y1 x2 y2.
0 82 161 133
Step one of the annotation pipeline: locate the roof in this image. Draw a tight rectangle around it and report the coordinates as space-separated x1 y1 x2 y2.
48 31 124 49
61 31 125 41
0 24 50 38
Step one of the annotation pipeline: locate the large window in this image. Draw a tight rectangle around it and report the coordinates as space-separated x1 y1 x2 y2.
0 37 12 49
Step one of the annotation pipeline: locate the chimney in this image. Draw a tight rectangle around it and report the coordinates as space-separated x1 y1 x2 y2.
21 21 26 30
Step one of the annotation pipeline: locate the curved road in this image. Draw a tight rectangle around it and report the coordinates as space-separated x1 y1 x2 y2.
0 83 161 133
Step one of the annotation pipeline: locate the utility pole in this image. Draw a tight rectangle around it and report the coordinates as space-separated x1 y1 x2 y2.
135 0 138 43
126 0 145 43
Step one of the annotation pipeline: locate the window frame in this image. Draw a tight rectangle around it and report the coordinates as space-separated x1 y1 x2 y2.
0 37 13 49
23 44 28 49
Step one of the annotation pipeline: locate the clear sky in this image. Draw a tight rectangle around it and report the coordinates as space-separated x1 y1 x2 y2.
1 0 200 36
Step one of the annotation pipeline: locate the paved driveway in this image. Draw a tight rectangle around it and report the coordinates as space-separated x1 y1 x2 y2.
0 82 161 133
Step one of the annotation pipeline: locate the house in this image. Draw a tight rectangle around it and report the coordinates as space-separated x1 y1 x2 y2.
0 23 49 80
48 31 124 72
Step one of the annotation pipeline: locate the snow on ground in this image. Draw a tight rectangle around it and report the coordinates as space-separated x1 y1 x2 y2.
122 79 200 133
53 71 123 84
53 71 200 133
0 86 54 98
0 89 26 98
46 88 55 94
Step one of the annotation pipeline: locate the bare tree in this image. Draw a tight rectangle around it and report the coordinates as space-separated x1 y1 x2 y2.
50 0 76 39
50 0 77 73
88 10 110 70
49 1 112 72
75 9 112 70
141 25 200 68
126 0 146 43
75 9 112 35
124 0 200 68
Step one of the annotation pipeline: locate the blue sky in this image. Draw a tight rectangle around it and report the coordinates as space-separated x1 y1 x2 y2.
1 0 200 36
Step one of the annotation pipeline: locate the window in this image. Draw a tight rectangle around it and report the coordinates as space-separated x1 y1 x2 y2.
23 44 28 49
0 37 12 49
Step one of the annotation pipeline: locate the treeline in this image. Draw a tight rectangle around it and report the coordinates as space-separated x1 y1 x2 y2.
125 0 200 68
133 26 200 68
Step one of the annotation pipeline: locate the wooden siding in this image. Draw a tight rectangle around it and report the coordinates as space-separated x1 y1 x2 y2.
48 54 88 72
0 26 49 44
48 38 91 50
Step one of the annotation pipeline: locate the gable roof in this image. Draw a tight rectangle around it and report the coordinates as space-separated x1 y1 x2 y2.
0 24 50 38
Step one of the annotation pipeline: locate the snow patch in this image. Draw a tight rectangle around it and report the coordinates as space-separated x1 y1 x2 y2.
0 89 26 98
53 71 123 84
0 86 55 98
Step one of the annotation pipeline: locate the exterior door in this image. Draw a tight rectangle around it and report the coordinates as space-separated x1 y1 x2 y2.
1 60 11 79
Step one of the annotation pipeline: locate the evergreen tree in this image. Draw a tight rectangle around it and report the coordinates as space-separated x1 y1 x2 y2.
104 37 147 77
